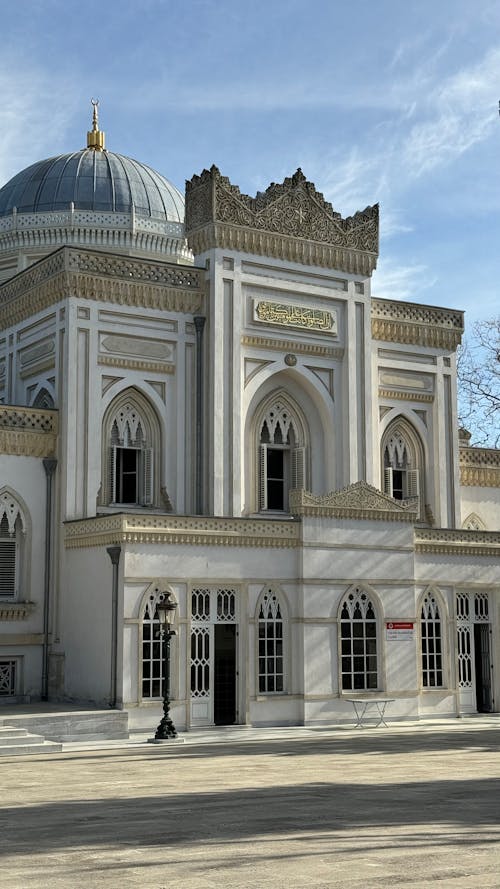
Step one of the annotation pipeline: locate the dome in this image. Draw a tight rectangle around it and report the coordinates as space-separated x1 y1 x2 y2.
0 148 184 223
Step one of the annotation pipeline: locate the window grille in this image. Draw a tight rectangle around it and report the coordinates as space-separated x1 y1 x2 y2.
141 592 164 699
421 593 443 687
258 590 284 693
0 492 26 600
0 660 16 696
340 588 378 691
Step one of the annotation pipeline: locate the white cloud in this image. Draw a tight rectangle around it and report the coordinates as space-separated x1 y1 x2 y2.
372 258 437 302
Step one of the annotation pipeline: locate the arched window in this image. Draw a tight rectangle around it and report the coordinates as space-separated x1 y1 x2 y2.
462 513 486 531
257 587 285 693
102 390 162 508
420 591 443 688
258 397 305 512
381 419 426 521
140 587 176 700
0 491 27 600
340 586 378 691
32 387 55 409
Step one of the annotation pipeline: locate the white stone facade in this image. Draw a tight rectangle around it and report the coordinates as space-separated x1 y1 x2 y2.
0 158 498 729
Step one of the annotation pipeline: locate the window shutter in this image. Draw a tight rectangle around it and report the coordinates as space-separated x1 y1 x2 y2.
259 444 268 511
0 537 16 598
109 445 118 504
407 468 419 499
384 467 393 497
142 447 153 506
291 446 306 491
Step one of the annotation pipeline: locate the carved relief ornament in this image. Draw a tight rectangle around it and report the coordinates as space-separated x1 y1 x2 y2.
289 480 418 521
185 166 379 275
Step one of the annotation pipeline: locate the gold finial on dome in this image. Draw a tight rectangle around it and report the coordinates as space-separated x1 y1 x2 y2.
87 98 106 150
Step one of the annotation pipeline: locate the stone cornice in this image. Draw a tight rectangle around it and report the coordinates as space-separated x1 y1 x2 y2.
185 166 378 275
371 298 464 350
0 406 58 457
97 356 175 374
0 601 36 620
64 512 300 549
415 528 500 557
0 247 205 328
241 334 344 359
459 446 500 487
378 388 434 403
289 481 418 521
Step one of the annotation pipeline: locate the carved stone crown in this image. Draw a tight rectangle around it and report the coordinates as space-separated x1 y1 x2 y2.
185 166 379 275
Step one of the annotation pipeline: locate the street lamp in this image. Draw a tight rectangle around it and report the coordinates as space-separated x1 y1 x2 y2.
153 592 178 741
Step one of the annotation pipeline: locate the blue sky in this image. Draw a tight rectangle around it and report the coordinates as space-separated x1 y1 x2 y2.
1 0 499 328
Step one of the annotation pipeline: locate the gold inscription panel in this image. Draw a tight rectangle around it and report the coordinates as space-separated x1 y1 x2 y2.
254 300 337 334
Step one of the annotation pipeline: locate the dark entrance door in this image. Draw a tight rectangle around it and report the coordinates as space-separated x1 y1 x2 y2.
214 624 236 725
474 623 492 712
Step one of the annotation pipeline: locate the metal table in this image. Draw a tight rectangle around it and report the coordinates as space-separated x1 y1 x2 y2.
346 697 395 728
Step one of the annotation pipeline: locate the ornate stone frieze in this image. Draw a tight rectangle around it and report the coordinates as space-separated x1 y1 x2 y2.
0 601 36 620
415 528 500 557
0 247 205 328
185 166 378 274
65 513 300 549
459 446 500 487
241 334 343 359
0 406 58 457
372 298 464 349
289 481 418 522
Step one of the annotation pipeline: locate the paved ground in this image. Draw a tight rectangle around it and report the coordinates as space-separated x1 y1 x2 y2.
1 720 500 889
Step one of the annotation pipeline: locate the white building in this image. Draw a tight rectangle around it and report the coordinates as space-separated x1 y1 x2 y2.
0 110 499 732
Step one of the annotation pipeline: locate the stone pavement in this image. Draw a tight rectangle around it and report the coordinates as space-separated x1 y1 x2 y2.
0 719 499 889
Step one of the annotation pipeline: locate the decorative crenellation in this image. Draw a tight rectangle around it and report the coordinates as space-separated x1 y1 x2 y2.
415 527 500 556
64 512 301 549
372 298 464 349
0 247 205 328
289 481 418 522
241 334 344 359
185 166 379 275
0 405 57 433
459 446 500 488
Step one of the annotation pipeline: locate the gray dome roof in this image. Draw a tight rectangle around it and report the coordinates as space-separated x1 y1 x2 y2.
0 149 184 222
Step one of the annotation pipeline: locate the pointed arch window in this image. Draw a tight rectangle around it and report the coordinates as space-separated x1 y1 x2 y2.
420 592 443 688
383 428 419 502
258 588 285 693
340 587 378 691
258 399 305 512
102 394 159 508
0 492 26 600
141 588 175 699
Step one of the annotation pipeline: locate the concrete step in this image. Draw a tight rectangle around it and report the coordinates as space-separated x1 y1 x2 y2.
0 709 129 743
0 739 62 756
0 732 45 746
0 726 29 739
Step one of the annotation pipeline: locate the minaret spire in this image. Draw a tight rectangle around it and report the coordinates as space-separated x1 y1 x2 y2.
87 99 106 150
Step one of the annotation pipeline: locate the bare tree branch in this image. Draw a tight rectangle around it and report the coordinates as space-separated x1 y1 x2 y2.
457 316 500 448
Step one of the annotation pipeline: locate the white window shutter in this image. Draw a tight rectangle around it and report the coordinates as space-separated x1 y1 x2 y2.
259 444 268 511
291 446 306 491
0 537 16 598
109 445 118 504
407 468 419 499
142 447 153 506
384 467 393 497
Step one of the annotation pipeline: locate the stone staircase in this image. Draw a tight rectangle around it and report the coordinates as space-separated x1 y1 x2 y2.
0 724 62 756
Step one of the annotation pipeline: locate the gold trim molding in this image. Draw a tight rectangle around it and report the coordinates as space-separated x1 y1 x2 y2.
378 388 434 403
415 528 500 557
98 355 175 374
459 446 500 487
241 334 343 359
0 247 205 328
289 481 418 522
65 513 300 549
0 601 36 620
372 298 464 350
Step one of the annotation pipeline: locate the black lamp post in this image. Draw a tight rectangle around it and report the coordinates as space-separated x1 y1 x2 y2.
153 592 178 740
